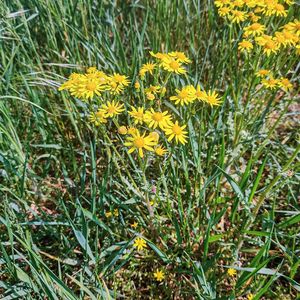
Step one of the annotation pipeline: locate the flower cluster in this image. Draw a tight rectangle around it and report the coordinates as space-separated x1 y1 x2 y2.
58 51 222 158
215 1 299 56
256 69 293 90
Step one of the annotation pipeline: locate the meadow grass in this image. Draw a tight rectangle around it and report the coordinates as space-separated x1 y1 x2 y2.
0 0 299 299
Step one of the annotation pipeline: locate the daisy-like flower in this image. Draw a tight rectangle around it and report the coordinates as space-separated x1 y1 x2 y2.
124 130 157 158
155 146 168 156
133 237 147 251
161 57 186 74
227 268 237 277
268 3 287 17
238 40 253 52
73 76 106 100
247 293 254 300
261 77 279 89
89 110 107 126
105 211 112 218
255 69 270 77
139 62 156 78
229 10 247 23
153 269 165 282
203 90 222 106
164 121 188 145
144 108 173 130
58 73 83 91
218 7 231 17
256 35 279 56
99 100 124 117
107 73 130 94
129 106 145 124
193 85 207 101
169 51 192 64
278 77 293 91
230 0 244 8
283 19 300 36
243 23 265 37
170 86 196 106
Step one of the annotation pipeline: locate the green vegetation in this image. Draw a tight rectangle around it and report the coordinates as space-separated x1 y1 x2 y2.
0 0 299 299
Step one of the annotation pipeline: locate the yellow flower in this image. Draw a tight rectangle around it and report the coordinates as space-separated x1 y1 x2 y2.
247 293 254 300
256 35 279 56
69 75 106 100
202 90 222 106
107 73 130 94
89 110 107 125
161 57 186 74
283 19 300 36
144 108 173 130
131 221 138 229
193 85 207 101
255 69 270 77
169 51 192 64
149 131 160 142
261 77 279 89
146 92 155 101
153 269 165 282
113 209 119 216
133 237 147 251
215 0 230 8
99 100 124 117
105 211 112 218
218 7 231 17
238 40 253 52
227 268 237 276
169 86 196 106
244 23 265 37
248 12 261 22
129 106 145 124
149 51 170 60
155 146 168 156
229 10 247 23
124 130 157 158
145 85 161 94
278 77 293 91
118 126 128 135
164 121 188 145
134 81 140 90
139 62 156 77
127 127 138 135
266 3 287 17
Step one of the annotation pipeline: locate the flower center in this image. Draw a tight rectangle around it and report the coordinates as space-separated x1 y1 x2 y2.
172 124 182 135
152 112 163 122
133 137 145 148
169 61 179 70
265 41 276 49
251 23 260 30
86 82 97 91
114 75 123 82
107 106 116 114
178 90 189 99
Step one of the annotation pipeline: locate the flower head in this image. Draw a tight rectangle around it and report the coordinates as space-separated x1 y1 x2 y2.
155 146 168 156
144 108 173 130
139 62 156 78
227 268 237 277
161 57 186 74
261 77 279 89
124 130 157 158
153 269 165 282
89 110 107 125
129 106 145 124
229 10 247 23
255 69 270 77
169 51 192 64
170 86 196 106
99 100 124 117
164 121 188 145
238 40 253 52
133 237 147 251
203 90 222 106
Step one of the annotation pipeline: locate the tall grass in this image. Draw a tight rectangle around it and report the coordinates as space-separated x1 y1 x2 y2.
0 0 299 299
